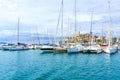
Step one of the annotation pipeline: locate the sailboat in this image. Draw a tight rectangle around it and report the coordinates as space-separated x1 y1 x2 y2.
40 44 54 53
104 1 118 54
40 29 55 53
82 11 102 53
100 22 108 46
53 0 68 53
82 44 102 53
67 0 83 53
2 18 29 51
27 27 42 50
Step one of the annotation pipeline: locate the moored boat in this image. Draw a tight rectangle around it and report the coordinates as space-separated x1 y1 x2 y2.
67 44 83 53
104 2 118 54
40 44 55 53
27 44 36 50
2 18 29 51
82 44 102 53
105 45 118 54
67 0 83 53
2 43 29 51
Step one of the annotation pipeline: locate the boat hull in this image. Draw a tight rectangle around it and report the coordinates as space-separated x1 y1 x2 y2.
41 48 54 53
82 45 102 54
67 45 83 53
2 45 29 51
40 45 55 53
105 48 118 54
83 49 102 53
68 47 81 53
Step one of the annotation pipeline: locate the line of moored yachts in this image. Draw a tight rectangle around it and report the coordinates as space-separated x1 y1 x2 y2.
0 42 120 54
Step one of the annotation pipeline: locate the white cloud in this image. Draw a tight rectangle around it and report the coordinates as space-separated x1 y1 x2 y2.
0 0 119 37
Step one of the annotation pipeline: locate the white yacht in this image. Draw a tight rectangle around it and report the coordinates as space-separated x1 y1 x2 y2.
105 45 118 54
35 44 42 49
104 2 118 54
40 44 55 53
67 0 83 53
67 44 83 53
82 10 102 54
27 44 36 50
2 18 29 51
82 44 102 53
2 43 29 51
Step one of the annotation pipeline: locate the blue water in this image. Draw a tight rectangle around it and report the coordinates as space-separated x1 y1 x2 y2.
0 50 120 80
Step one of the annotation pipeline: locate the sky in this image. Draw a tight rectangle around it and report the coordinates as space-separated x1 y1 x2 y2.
0 0 120 39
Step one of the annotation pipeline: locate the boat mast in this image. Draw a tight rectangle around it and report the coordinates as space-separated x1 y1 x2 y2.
69 17 70 40
74 0 77 44
36 27 40 45
18 17 20 44
90 11 93 45
55 1 62 45
55 0 63 45
101 22 103 43
68 17 70 44
61 0 63 40
47 28 49 44
108 1 112 46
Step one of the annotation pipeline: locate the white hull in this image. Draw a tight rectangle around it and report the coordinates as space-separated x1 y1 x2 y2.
105 46 118 54
40 45 54 53
118 45 120 50
67 45 83 53
2 45 29 51
35 45 42 49
41 45 53 48
83 45 102 53
27 44 36 49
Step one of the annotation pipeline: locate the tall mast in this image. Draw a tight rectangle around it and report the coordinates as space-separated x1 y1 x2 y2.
68 17 70 44
55 1 62 45
68 17 70 39
36 27 40 45
108 1 112 46
90 11 93 45
74 0 77 43
101 22 103 43
18 17 20 44
61 0 63 39
47 28 49 44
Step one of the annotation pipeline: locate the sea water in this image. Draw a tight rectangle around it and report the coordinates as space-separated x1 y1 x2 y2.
0 50 120 80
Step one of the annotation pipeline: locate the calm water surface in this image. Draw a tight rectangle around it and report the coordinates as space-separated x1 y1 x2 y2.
0 50 120 80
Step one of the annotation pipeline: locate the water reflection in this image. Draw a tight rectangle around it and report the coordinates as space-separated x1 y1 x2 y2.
105 54 111 63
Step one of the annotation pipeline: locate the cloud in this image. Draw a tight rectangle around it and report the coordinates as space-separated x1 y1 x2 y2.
0 0 119 39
